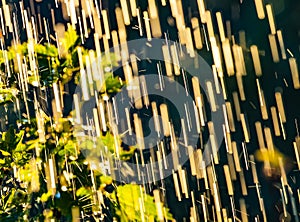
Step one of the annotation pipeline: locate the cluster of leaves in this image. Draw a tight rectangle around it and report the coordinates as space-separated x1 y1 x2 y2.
0 25 123 94
80 132 136 162
109 184 173 222
0 87 18 105
0 127 30 168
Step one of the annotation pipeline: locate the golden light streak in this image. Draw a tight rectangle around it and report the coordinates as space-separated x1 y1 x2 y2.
120 0 130 25
162 45 173 76
136 8 143 36
223 165 234 195
271 106 281 136
73 94 81 124
232 92 241 121
179 167 189 198
151 102 161 136
232 44 246 76
205 10 214 39
49 158 57 192
207 81 217 112
103 34 110 55
82 10 88 38
85 55 94 96
2 3 12 32
78 47 90 101
195 150 204 180
201 194 208 222
275 91 286 123
232 142 241 172
53 82 62 114
111 30 121 60
225 102 235 132
293 141 300 170
196 0 206 23
254 0 265 19
212 183 222 222
264 127 275 158
172 171 182 201
130 0 137 17
175 0 185 30
268 34 280 63
239 198 249 222
143 11 152 41
148 0 158 19
222 39 235 76
208 121 219 164
222 208 228 222
133 77 143 109
69 0 77 27
236 75 246 101
115 7 126 33
278 112 286 140
93 12 102 38
191 17 203 50
0 8 5 36
99 100 107 132
216 12 225 42
239 169 248 196
277 30 287 60
93 108 101 137
170 44 180 75
134 113 145 151
150 13 162 38
222 104 231 137
256 79 268 120
266 4 276 34
102 10 110 39
250 45 262 76
227 153 237 180
278 157 288 186
212 65 221 94
139 76 149 107
169 0 178 18
210 37 222 72
240 113 250 143
288 58 300 89
185 27 195 57
188 146 197 176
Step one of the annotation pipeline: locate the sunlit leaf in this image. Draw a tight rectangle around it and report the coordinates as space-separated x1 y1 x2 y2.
76 187 92 197
0 150 10 156
111 184 174 222
63 25 79 52
41 192 52 203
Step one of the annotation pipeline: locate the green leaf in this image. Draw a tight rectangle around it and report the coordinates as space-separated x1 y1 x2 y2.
6 188 16 205
0 150 11 156
25 138 40 151
15 141 26 152
76 187 92 197
0 159 5 164
63 25 79 52
41 191 52 203
34 44 58 57
100 175 113 185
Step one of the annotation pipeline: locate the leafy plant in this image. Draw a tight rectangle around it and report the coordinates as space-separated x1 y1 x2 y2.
0 22 173 222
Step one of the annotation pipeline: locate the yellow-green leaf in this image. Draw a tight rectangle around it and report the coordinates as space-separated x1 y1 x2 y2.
0 150 11 156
